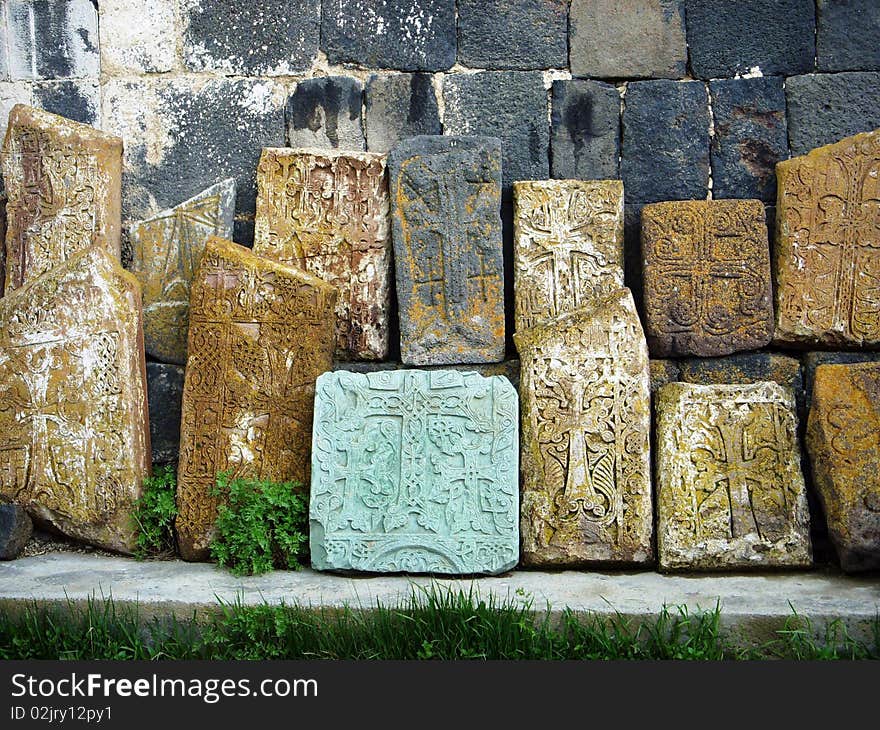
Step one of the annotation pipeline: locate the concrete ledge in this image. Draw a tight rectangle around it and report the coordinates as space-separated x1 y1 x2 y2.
1 554 878 647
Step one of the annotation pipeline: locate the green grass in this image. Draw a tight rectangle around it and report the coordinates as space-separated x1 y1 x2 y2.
0 588 877 660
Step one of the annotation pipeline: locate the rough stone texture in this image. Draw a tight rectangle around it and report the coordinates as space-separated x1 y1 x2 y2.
182 0 318 75
1 104 122 292
365 73 441 154
774 129 880 348
513 180 624 333
656 382 811 571
641 199 773 357
516 288 652 567
650 359 680 394
334 359 521 393
685 0 816 79
6 0 100 80
569 0 686 79
807 363 880 572
817 0 880 72
146 362 184 466
286 77 364 152
129 179 236 365
0 504 32 560
310 369 519 575
175 237 337 562
0 193 6 296
786 73 880 156
803 351 880 411
253 148 390 360
98 0 177 74
709 78 788 203
443 72 549 192
621 80 709 204
457 0 567 70
101 77 286 223
678 353 804 419
0 82 32 145
0 247 151 554
550 79 620 181
321 0 456 71
31 80 100 126
389 135 505 365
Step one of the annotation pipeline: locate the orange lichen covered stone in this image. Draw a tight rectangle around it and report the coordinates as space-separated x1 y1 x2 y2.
513 179 624 333
175 237 337 562
1 104 123 292
641 199 773 357
253 147 390 361
807 363 880 572
0 247 150 553
775 128 880 347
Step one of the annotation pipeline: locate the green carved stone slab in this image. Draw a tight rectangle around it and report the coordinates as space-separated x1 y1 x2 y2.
310 368 520 575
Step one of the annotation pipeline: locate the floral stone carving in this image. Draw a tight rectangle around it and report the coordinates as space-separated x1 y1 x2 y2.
175 237 337 562
515 288 653 566
129 178 236 365
310 369 519 575
253 147 390 361
1 104 122 292
775 128 880 347
0 246 150 553
513 179 624 333
656 381 812 571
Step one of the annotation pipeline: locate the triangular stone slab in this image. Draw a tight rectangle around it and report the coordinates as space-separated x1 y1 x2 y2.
0 246 150 553
515 287 653 566
129 178 236 365
775 128 880 347
513 179 623 333
310 368 520 575
1 104 123 292
175 237 337 562
253 147 390 360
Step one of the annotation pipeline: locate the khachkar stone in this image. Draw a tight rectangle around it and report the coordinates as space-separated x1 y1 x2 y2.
0 192 6 297
389 135 505 365
1 104 123 292
515 288 653 567
807 364 880 572
176 237 337 562
641 199 773 357
775 128 880 347
656 382 812 571
253 147 390 360
513 179 624 333
129 178 236 365
0 247 151 553
310 369 519 575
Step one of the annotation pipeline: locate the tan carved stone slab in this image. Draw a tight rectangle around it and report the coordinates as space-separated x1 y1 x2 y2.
641 199 773 357
253 147 390 361
775 128 880 347
656 381 812 571
129 178 236 365
513 179 623 333
175 237 337 562
0 192 6 298
806 363 880 572
1 104 123 292
515 287 653 567
0 246 150 553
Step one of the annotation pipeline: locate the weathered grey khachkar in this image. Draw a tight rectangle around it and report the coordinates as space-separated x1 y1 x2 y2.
176 237 337 562
775 128 880 347
253 147 390 360
515 288 653 567
807 363 880 572
656 382 812 571
389 135 505 365
513 179 624 333
310 369 519 575
129 179 236 365
1 104 123 292
0 247 151 553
